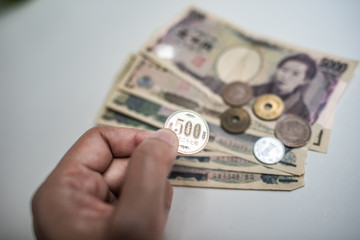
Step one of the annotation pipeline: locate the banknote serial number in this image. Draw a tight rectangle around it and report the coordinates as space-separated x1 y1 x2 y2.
319 58 348 74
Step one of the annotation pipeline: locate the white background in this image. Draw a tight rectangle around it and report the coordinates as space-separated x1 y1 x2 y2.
1 0 360 239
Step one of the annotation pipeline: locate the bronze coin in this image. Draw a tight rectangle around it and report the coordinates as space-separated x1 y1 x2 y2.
221 81 253 107
253 94 284 120
221 108 251 133
275 114 312 148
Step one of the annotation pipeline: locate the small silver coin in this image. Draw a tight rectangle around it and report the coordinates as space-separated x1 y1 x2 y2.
164 109 210 155
253 137 285 164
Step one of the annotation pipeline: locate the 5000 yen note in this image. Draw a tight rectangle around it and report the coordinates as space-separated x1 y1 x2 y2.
142 7 358 153
106 90 306 176
169 165 304 191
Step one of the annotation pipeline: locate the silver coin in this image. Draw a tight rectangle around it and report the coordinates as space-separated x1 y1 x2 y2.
275 115 312 148
253 137 285 164
164 109 210 155
221 81 253 107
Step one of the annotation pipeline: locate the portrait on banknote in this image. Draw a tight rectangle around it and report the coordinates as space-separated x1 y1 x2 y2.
252 53 331 124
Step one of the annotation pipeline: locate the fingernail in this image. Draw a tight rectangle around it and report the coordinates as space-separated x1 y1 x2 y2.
150 128 178 146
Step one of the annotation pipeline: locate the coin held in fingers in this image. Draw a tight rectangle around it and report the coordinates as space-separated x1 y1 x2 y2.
275 114 312 148
164 109 210 155
253 94 284 120
253 137 285 164
221 81 253 107
221 108 251 133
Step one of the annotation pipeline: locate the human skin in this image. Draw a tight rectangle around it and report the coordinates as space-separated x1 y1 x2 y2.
31 126 179 240
274 60 309 96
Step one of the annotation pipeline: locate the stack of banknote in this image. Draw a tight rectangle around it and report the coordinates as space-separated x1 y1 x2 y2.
95 7 358 191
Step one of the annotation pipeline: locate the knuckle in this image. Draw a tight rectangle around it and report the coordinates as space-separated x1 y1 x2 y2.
61 167 98 193
84 126 102 137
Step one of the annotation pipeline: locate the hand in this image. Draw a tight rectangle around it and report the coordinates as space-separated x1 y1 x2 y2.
32 126 179 240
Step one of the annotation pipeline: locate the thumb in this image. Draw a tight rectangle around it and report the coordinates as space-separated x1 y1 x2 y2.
109 128 178 239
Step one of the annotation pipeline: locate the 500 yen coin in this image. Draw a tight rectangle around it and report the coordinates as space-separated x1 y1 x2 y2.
164 109 210 155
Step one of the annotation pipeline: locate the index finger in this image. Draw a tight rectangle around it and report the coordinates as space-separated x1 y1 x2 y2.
62 126 154 173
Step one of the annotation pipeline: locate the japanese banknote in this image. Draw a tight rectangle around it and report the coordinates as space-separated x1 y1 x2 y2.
142 7 358 153
95 7 358 191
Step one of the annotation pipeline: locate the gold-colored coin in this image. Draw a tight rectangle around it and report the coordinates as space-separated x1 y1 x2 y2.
221 108 251 133
253 94 284 120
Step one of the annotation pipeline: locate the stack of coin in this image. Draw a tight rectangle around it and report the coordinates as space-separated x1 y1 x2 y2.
220 82 253 133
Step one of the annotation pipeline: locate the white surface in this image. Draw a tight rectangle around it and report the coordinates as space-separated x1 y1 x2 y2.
1 0 360 239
